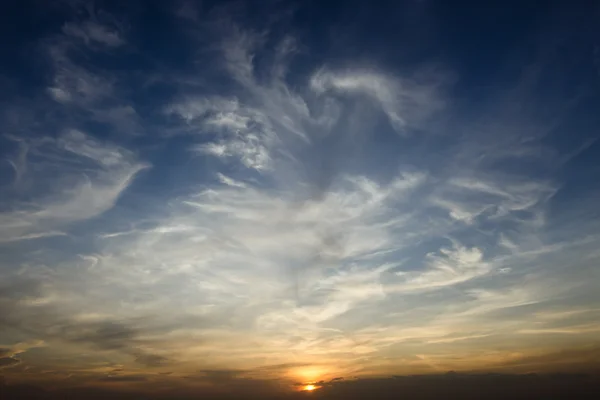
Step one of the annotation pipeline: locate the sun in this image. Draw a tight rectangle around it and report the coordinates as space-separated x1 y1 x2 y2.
304 384 316 391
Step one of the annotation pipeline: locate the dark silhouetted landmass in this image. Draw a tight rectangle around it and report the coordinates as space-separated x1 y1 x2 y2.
2 372 600 400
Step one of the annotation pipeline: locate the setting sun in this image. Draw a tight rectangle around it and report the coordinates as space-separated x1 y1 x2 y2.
304 384 316 391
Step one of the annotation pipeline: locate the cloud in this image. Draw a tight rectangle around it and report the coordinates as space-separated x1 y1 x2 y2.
64 320 138 351
46 42 114 106
0 340 44 370
0 130 148 242
198 369 244 383
133 353 169 367
310 68 446 134
0 357 20 368
63 21 124 47
393 243 490 292
0 296 170 368
98 375 148 382
41 11 140 135
429 175 557 225
166 96 276 171
174 0 200 22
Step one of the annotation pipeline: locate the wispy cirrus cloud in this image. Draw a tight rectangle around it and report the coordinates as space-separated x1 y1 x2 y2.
310 68 447 134
62 20 124 48
0 130 148 242
40 8 143 136
166 96 277 171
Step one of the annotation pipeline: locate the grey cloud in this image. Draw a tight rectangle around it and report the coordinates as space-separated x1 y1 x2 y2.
0 287 171 368
199 369 244 383
0 357 20 368
98 375 148 382
497 346 600 373
54 319 171 367
63 21 124 47
45 29 115 107
174 0 200 22
58 0 126 49
254 362 314 373
64 321 137 350
41 12 141 135
0 278 44 301
134 353 169 367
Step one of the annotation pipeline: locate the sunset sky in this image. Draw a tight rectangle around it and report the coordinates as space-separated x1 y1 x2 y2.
1 0 600 398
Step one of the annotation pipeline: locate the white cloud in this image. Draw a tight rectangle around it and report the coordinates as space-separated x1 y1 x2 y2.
0 130 148 242
392 244 490 292
221 27 264 86
310 68 445 134
167 96 277 171
429 174 557 229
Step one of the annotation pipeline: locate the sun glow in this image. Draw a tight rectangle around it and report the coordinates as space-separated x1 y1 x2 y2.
304 384 316 391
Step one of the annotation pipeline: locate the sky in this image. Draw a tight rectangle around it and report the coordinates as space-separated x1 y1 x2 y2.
1 0 600 398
